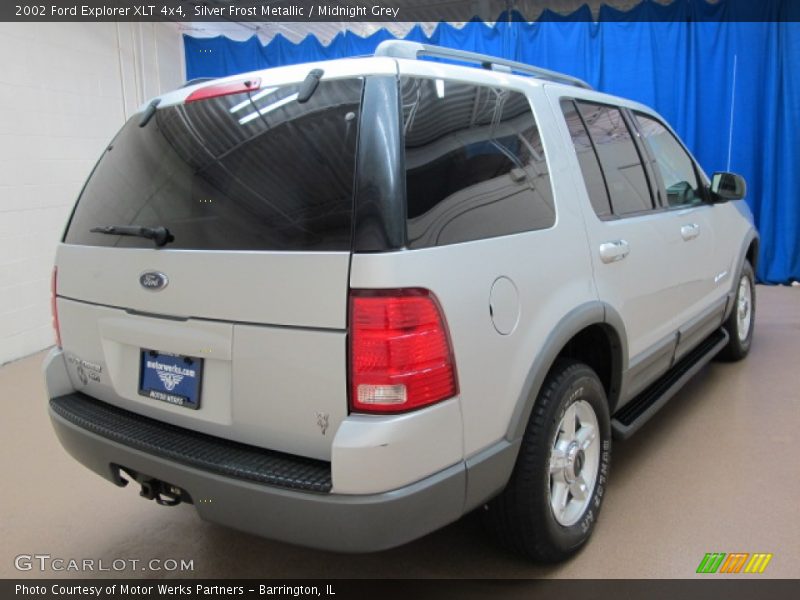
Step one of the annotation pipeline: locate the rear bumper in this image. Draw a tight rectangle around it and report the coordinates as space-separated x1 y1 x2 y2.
49 395 467 552
44 345 518 552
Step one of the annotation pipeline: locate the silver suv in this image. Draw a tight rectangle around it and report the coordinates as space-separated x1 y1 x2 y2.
44 41 758 561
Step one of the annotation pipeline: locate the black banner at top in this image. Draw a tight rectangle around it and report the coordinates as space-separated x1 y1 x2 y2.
3 0 800 23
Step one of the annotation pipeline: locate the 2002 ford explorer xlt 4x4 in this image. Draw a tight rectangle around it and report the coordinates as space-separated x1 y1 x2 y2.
43 41 758 561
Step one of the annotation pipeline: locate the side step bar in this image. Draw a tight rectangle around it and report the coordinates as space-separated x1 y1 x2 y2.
611 328 729 439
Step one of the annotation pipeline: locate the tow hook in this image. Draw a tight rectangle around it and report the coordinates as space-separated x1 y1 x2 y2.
139 479 183 506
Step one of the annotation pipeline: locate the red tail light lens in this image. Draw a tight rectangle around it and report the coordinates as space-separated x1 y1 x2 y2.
51 267 61 349
349 289 458 414
185 77 261 103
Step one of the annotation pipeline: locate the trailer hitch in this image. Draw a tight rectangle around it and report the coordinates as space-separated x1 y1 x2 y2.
113 465 190 507
138 478 183 506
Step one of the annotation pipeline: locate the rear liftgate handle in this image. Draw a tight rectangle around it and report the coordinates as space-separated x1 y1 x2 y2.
599 240 630 264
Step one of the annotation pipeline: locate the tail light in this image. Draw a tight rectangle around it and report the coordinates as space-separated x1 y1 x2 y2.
349 288 458 414
51 266 61 348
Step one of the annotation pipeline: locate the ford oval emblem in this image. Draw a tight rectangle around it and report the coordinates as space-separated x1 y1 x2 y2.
139 271 169 291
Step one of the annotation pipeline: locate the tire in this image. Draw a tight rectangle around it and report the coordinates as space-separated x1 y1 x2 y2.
718 260 755 361
483 359 611 562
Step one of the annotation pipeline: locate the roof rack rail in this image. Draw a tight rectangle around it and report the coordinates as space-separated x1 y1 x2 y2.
374 40 592 90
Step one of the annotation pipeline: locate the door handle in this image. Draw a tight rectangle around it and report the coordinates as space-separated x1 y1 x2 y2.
681 223 700 241
599 240 630 264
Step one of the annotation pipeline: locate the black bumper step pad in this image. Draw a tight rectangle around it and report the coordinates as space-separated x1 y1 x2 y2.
50 393 332 493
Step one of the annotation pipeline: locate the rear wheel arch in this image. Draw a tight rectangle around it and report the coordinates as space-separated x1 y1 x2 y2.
467 303 625 514
506 303 627 442
553 322 625 414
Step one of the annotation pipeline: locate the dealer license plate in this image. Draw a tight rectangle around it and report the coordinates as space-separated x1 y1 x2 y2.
139 350 203 410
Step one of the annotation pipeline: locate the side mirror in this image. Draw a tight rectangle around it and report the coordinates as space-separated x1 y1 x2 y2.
710 172 747 202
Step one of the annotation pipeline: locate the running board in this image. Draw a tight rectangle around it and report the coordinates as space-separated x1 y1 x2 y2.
611 328 729 439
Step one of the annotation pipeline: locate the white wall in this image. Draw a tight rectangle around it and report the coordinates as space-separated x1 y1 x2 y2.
0 22 184 366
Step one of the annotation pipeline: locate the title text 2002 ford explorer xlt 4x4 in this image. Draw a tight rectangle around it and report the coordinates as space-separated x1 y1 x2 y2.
43 41 758 561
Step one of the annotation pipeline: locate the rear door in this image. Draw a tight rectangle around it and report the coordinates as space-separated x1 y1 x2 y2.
55 71 367 460
555 96 689 400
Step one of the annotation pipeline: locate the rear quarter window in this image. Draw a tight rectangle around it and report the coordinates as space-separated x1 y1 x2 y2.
400 77 555 248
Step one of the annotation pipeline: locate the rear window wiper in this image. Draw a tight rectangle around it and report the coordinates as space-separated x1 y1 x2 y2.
90 225 174 247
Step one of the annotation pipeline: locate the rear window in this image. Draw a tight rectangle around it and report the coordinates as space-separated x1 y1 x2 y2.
64 78 363 251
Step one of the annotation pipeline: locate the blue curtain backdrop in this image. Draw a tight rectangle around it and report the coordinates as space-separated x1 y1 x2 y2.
183 1 800 284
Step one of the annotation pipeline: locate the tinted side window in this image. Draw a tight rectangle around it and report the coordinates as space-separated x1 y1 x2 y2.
635 113 701 207
576 101 652 216
401 77 554 248
560 99 612 218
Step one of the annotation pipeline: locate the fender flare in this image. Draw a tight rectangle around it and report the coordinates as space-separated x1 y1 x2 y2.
463 301 627 511
724 229 759 321
505 301 628 442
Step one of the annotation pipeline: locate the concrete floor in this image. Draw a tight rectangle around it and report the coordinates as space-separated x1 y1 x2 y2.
1 285 798 579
